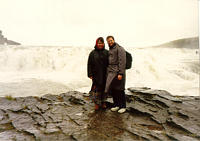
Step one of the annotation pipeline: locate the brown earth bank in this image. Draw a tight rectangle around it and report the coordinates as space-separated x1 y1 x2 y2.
0 87 199 141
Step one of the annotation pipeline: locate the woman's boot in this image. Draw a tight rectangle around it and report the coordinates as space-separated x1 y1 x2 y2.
95 104 99 110
101 102 107 109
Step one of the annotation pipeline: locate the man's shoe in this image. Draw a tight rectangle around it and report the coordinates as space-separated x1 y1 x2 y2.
111 107 119 112
118 108 126 113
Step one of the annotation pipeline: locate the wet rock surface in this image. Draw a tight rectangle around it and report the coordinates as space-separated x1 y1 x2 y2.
0 87 199 141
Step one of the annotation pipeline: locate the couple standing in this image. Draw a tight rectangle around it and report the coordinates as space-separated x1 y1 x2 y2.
87 36 126 114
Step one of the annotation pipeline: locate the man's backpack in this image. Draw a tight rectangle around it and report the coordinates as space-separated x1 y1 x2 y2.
125 51 132 69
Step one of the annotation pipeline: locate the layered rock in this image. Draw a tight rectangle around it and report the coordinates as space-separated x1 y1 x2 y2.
0 88 199 141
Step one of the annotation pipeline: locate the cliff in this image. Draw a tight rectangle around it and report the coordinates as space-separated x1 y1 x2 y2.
0 30 21 45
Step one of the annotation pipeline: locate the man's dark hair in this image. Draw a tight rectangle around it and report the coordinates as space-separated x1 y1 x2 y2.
106 36 115 40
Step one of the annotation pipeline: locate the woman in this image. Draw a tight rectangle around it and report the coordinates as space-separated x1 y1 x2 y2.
87 37 109 110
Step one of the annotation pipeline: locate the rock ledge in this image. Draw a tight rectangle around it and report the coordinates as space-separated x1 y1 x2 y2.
0 87 199 141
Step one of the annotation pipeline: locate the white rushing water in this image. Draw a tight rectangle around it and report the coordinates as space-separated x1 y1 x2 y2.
0 44 199 97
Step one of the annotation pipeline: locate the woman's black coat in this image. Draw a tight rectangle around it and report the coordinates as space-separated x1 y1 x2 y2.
87 47 109 91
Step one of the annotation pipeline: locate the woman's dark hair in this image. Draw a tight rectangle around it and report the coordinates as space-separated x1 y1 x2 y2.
95 37 105 49
96 37 104 44
106 36 115 40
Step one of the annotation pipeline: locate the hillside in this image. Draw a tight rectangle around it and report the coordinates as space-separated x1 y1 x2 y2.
155 37 199 49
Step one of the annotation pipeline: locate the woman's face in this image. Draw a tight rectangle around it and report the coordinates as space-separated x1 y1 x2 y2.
97 40 104 49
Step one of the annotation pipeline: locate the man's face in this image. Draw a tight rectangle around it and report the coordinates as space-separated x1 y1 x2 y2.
107 37 115 47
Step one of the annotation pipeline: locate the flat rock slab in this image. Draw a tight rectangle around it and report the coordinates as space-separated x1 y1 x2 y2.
0 88 199 141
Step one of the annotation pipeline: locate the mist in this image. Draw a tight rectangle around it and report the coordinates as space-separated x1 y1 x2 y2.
0 0 198 47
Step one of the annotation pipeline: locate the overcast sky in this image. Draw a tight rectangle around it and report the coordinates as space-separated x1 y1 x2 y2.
0 0 198 47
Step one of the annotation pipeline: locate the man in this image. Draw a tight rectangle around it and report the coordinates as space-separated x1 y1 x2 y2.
105 36 126 113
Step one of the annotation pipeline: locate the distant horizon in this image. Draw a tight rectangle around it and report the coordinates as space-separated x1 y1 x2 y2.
2 32 198 48
1 35 198 48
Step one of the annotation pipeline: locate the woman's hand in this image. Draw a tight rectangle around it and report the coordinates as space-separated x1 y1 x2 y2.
118 75 122 80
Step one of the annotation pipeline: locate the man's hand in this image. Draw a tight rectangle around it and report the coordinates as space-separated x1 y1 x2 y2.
89 76 93 79
118 75 123 80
